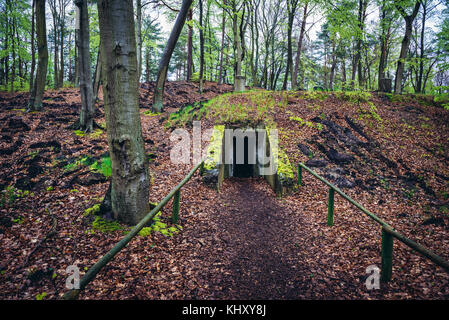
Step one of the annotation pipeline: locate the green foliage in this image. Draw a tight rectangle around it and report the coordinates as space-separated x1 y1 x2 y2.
90 157 112 178
35 292 47 300
137 212 181 237
144 110 161 117
83 204 101 217
300 91 329 101
341 91 372 104
165 102 209 129
0 186 30 208
91 216 123 233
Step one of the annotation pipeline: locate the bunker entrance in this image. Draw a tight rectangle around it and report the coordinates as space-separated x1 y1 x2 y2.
225 126 268 179
232 136 254 178
202 124 294 196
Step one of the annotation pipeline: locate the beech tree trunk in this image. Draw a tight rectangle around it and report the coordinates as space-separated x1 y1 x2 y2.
92 45 102 105
186 8 193 81
394 1 421 94
199 0 204 93
292 1 308 90
98 0 150 225
75 0 94 132
152 0 193 112
282 0 298 90
29 0 36 93
218 2 225 85
28 0 48 111
378 2 391 90
136 0 142 82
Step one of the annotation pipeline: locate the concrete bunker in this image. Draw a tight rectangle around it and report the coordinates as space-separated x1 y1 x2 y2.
201 125 295 196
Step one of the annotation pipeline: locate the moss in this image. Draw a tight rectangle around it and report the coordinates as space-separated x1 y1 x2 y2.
83 203 101 217
203 125 225 172
91 216 123 233
266 127 294 182
136 212 181 237
342 91 372 104
74 130 86 137
46 186 54 192
277 148 295 183
144 110 160 117
90 129 103 139
89 157 112 178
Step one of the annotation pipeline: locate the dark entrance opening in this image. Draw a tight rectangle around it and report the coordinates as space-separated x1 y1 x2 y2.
233 136 254 178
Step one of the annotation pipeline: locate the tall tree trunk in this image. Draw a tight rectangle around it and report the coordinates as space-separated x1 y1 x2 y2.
152 0 193 112
232 3 244 91
282 0 298 90
394 1 421 94
186 8 193 81
218 2 225 84
59 11 64 87
28 0 48 111
97 0 150 225
52 9 59 89
199 0 204 93
341 55 347 91
74 32 79 86
68 31 73 82
292 1 308 90
75 0 94 132
92 45 102 105
136 0 142 82
10 14 16 93
378 1 391 90
329 41 337 91
416 1 427 93
29 0 36 93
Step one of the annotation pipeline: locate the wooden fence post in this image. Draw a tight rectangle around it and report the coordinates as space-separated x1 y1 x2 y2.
381 227 394 282
172 190 181 224
327 187 334 226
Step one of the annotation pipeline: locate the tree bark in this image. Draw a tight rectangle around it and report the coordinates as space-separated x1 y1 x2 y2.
75 0 94 132
292 1 308 90
136 0 142 82
29 0 36 93
378 1 391 90
186 8 193 81
92 45 102 105
282 0 298 90
218 2 225 85
394 1 421 94
28 0 48 111
199 0 204 93
97 0 150 225
152 0 193 112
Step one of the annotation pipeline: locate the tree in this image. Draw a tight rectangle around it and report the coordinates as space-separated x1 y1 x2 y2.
75 0 94 132
199 0 205 92
292 0 309 90
152 0 193 112
28 0 48 111
186 7 193 81
97 0 150 225
282 0 299 90
394 0 421 93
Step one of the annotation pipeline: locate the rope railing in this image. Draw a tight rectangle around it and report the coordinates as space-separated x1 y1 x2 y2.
298 162 449 282
63 161 204 300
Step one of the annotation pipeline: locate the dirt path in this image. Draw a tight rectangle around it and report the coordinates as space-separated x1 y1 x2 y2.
179 177 312 299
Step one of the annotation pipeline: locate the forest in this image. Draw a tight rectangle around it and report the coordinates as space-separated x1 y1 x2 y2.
0 0 449 303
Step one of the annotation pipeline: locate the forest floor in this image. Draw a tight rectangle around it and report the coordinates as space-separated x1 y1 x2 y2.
0 81 448 300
